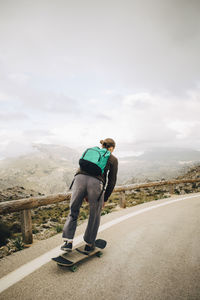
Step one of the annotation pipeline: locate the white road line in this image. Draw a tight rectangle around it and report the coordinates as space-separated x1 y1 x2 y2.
0 194 199 293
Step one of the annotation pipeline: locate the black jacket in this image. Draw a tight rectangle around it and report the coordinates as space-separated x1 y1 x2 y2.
75 153 118 202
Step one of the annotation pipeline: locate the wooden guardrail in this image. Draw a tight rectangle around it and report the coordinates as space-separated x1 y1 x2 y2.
0 178 200 244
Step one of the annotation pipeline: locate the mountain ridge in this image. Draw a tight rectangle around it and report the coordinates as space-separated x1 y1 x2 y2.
0 144 200 193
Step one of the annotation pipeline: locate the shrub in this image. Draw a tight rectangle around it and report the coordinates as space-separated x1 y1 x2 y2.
101 207 111 216
50 217 59 222
174 189 180 195
32 227 39 234
56 225 63 233
13 237 24 251
79 211 87 220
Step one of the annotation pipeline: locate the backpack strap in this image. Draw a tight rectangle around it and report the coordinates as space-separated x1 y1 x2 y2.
82 148 89 159
69 177 75 190
103 150 108 157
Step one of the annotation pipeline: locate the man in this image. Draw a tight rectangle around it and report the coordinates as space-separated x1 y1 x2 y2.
61 138 118 252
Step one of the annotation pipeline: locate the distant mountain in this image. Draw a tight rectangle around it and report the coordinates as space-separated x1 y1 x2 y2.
0 144 200 194
118 147 200 184
137 147 200 162
0 143 80 194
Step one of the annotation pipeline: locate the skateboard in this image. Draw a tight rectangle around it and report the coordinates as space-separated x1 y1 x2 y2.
52 239 107 272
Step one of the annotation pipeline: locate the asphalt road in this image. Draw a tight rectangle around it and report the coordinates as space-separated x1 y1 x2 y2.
1 194 200 300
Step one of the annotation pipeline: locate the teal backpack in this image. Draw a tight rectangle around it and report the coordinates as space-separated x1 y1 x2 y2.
79 147 111 176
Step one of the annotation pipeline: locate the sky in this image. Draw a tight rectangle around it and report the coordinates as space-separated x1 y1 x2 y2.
0 0 200 159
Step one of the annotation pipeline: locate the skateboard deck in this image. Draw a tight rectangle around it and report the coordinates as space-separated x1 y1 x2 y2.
52 239 107 272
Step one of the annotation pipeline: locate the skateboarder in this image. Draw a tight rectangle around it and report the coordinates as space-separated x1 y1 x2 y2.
61 138 118 253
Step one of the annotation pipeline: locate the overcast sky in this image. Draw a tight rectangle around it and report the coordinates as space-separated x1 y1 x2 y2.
0 0 200 159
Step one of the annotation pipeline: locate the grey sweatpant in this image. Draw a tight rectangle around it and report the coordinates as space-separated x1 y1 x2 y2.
62 174 104 245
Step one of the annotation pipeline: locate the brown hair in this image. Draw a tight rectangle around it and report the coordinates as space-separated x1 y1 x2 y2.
100 138 116 149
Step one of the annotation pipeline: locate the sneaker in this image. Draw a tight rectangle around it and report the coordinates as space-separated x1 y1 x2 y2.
84 244 95 253
61 241 73 252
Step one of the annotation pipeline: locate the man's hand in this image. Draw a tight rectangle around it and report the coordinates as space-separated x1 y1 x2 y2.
102 201 105 208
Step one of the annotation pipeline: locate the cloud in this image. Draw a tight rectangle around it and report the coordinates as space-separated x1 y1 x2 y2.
0 86 200 157
0 112 29 121
22 129 55 138
95 113 111 121
0 72 81 115
8 73 30 85
0 1 200 157
107 88 200 151
167 120 200 140
123 93 155 110
1 0 200 93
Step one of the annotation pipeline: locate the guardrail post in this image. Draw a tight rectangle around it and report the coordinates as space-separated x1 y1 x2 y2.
119 191 126 208
21 209 33 244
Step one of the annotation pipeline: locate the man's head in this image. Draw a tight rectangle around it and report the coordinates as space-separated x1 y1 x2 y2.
100 138 116 153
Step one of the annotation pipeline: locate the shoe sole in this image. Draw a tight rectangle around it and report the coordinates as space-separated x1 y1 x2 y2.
61 247 72 252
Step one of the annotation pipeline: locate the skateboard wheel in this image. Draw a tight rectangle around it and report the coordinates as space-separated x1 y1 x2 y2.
96 251 103 258
70 265 78 272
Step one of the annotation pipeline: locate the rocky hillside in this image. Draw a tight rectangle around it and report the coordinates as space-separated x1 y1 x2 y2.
176 165 200 180
121 148 200 184
0 186 45 202
0 144 80 194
